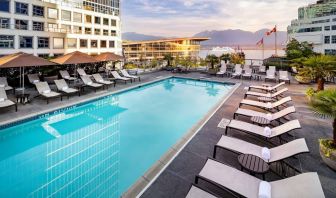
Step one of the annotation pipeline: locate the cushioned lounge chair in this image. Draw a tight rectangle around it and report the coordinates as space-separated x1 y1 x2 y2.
279 71 290 84
121 69 141 82
110 71 132 84
248 82 285 92
27 74 41 85
80 75 103 92
216 63 227 76
92 73 115 88
265 70 276 82
77 68 91 77
0 77 13 93
35 82 62 104
244 88 288 99
59 70 77 81
242 68 252 80
239 96 292 110
185 185 217 198
54 79 79 98
225 119 301 140
0 88 17 112
259 65 266 74
195 159 325 198
232 68 242 79
213 136 309 163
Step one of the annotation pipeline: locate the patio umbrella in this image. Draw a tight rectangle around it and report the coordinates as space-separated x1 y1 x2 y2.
94 52 124 62
0 52 56 93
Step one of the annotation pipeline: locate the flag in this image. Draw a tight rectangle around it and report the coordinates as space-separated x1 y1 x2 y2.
256 38 264 46
266 26 277 36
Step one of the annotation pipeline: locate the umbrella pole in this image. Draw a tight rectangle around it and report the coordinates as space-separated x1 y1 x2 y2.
22 67 25 94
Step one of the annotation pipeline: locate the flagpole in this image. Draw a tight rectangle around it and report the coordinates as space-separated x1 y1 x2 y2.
262 38 265 60
275 25 277 56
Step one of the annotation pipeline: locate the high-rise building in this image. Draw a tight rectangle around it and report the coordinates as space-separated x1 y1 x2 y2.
0 0 122 58
287 0 336 55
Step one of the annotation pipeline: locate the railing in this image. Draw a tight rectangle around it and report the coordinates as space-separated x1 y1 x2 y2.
245 58 292 71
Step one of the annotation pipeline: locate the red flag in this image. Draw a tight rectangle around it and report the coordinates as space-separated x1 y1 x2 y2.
266 26 277 36
256 38 264 46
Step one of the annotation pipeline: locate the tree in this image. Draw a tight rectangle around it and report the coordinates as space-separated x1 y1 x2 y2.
286 39 315 60
220 53 231 63
299 55 336 91
309 89 336 146
205 54 219 69
163 54 173 66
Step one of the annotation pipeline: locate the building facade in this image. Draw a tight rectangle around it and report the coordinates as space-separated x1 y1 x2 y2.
122 38 209 62
0 0 122 58
287 0 336 55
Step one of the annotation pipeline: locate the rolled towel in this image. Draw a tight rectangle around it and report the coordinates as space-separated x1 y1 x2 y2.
87 82 93 85
266 102 272 109
99 79 104 83
64 75 70 79
0 98 5 102
62 86 69 91
33 80 40 83
266 113 272 120
261 147 271 161
259 181 271 198
264 127 272 137
43 90 51 94
0 84 5 88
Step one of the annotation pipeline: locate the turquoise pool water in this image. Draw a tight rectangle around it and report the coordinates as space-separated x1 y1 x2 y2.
0 77 233 197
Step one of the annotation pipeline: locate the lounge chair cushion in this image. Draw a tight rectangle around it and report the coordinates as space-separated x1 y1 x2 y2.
43 90 51 94
62 88 78 94
33 80 40 83
42 91 60 98
0 98 4 102
185 186 216 198
0 99 15 108
259 181 271 198
62 86 69 91
0 85 4 88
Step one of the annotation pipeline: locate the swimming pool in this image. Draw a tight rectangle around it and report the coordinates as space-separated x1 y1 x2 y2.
0 77 234 197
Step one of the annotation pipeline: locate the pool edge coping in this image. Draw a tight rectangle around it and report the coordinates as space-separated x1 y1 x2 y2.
121 80 241 198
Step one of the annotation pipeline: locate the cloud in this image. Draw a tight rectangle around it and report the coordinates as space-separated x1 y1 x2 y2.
122 0 317 37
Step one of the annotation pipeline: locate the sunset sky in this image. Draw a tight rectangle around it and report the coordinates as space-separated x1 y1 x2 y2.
122 0 317 36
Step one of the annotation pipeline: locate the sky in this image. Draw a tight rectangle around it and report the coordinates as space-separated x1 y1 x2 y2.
121 0 317 37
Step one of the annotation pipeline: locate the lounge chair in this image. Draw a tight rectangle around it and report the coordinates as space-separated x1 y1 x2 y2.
244 88 288 99
239 96 292 110
27 74 41 85
92 73 115 88
0 88 17 112
77 68 91 77
265 70 276 82
234 106 296 123
195 159 325 198
213 136 308 163
59 70 77 81
279 71 291 84
80 75 103 92
269 66 276 72
248 82 285 92
243 64 250 71
232 67 242 79
242 68 252 80
259 65 266 74
225 119 301 141
35 82 62 104
216 63 227 76
0 77 13 93
185 185 217 198
54 79 79 98
110 71 132 84
121 69 141 82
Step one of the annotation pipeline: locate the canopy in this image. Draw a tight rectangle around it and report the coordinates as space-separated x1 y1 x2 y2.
0 52 56 68
94 52 124 62
51 51 100 65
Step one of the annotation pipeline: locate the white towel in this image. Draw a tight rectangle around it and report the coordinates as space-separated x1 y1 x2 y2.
33 80 40 83
266 102 272 109
259 181 271 198
87 82 93 85
0 84 5 88
264 127 272 137
0 98 4 102
64 75 70 79
99 79 104 83
62 86 69 91
266 113 272 120
261 147 271 161
43 90 51 94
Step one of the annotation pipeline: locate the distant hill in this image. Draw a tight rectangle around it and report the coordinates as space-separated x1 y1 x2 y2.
122 32 164 41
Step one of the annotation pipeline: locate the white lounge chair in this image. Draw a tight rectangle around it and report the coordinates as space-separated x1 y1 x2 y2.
259 65 266 74
27 74 40 85
265 70 276 82
59 70 77 81
242 68 252 80
0 88 17 112
0 77 13 93
195 159 325 198
216 63 227 76
225 119 301 140
121 69 141 82
185 185 217 198
279 71 290 84
92 73 115 88
35 82 62 104
244 88 288 99
80 75 103 91
54 79 79 98
248 82 285 92
110 71 132 84
77 68 91 77
232 67 242 79
269 66 276 72
240 96 292 110
214 136 309 163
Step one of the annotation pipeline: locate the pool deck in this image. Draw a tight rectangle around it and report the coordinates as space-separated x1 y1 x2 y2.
0 71 335 197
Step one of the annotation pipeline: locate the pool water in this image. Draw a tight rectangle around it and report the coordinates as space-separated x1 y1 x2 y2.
0 77 234 197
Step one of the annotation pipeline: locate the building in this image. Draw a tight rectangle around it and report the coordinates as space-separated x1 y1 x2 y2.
0 0 122 58
287 0 336 55
122 37 209 62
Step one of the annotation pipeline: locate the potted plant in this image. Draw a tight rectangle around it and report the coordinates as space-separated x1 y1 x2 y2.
309 89 336 170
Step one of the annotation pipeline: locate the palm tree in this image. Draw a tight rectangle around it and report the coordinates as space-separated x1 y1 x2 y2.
299 55 336 91
309 89 336 146
220 53 231 63
163 54 173 67
206 54 219 69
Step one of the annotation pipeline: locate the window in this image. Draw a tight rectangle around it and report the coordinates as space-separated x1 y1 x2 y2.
53 38 64 49
48 23 57 31
111 19 116 26
325 26 330 31
48 8 58 19
111 30 116 36
61 10 71 21
103 29 109 36
332 36 336 44
67 38 77 48
73 12 82 23
33 5 44 17
0 35 14 48
332 25 336 31
85 28 91 34
103 18 109 25
15 19 28 30
20 36 33 48
38 37 49 48
94 16 100 24
0 1 10 12
109 41 115 48
85 15 92 23
325 49 336 55
91 40 98 48
73 26 82 34
33 21 44 31
61 24 71 33
101 40 107 48
15 2 28 15
38 54 49 58
80 39 87 48
325 36 330 44
0 18 10 29
94 28 100 35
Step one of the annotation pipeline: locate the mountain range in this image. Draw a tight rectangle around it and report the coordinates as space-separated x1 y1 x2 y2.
122 29 287 47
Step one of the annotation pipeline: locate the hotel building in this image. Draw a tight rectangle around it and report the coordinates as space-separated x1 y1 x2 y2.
287 0 336 55
0 0 122 58
122 38 209 62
